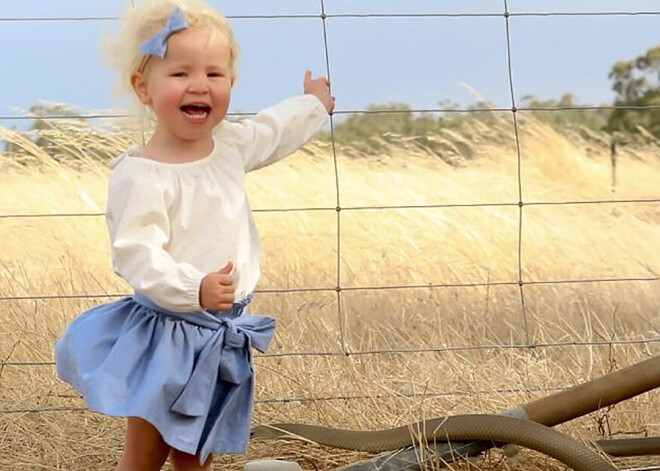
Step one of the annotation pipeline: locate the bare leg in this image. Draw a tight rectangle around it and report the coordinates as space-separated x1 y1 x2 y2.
115 417 171 471
170 450 214 471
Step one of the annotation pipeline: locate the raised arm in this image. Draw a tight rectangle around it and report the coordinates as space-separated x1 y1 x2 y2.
219 71 333 172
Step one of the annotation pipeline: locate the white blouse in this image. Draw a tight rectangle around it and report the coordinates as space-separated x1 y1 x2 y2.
105 94 329 312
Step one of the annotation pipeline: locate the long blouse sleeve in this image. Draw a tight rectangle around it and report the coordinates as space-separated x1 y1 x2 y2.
106 163 205 312
218 94 329 172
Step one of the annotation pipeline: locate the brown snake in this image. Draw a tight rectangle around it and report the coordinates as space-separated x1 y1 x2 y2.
251 414 617 471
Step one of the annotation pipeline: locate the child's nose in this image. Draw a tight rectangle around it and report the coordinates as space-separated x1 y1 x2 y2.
188 74 208 92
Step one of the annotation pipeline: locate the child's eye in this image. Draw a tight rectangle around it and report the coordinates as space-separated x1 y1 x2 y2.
172 72 187 77
208 72 225 78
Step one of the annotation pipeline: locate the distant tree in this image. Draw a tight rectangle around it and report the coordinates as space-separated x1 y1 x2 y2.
29 104 76 153
606 45 660 139
2 104 71 158
4 103 120 164
519 93 610 132
334 102 415 143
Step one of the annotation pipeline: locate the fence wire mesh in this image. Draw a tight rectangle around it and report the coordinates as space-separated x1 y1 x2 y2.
0 1 658 420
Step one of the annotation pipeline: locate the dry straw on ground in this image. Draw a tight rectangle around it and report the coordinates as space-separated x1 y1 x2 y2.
0 113 658 470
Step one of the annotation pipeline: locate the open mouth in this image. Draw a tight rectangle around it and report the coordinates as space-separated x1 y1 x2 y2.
180 103 212 121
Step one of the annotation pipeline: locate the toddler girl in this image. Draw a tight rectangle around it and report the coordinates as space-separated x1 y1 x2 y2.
55 0 334 470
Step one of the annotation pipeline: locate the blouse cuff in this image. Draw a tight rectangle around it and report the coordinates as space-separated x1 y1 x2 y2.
303 93 330 116
180 271 205 311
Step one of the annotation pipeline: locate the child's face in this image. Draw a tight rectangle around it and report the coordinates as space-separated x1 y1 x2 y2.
137 27 233 144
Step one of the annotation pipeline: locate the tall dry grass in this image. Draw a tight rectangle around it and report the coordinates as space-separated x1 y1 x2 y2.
0 113 658 470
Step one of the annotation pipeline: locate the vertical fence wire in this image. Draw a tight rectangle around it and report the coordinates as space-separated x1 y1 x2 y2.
502 0 532 348
0 4 658 415
319 0 349 356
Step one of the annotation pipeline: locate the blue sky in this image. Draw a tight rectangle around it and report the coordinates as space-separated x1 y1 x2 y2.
1 0 659 125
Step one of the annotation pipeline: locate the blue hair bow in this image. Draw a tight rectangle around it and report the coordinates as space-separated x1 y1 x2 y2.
140 8 189 58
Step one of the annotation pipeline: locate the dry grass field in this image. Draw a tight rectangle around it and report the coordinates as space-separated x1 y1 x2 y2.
0 113 658 470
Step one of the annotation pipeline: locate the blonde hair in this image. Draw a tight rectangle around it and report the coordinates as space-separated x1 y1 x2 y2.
103 0 239 102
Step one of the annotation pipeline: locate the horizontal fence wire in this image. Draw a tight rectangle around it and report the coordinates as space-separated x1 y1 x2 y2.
2 336 659 369
3 382 658 415
3 104 660 121
1 276 659 302
0 384 610 414
2 198 660 220
1 2 658 417
2 11 660 22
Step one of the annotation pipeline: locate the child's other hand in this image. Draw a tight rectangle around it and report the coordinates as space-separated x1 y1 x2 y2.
304 70 335 114
200 261 235 311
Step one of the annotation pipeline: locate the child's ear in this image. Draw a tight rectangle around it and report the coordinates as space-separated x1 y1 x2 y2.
131 72 151 105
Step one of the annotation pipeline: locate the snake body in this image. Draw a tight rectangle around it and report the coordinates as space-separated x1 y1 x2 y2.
251 414 617 471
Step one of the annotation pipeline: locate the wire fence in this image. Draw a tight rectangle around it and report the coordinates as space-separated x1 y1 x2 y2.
0 0 658 417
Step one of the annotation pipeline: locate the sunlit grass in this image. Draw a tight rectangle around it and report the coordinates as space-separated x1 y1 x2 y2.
0 113 658 470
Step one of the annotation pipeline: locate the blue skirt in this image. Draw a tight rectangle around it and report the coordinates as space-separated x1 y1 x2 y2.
55 293 276 465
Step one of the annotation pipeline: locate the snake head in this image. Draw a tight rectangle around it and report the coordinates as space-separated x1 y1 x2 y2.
250 424 290 440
